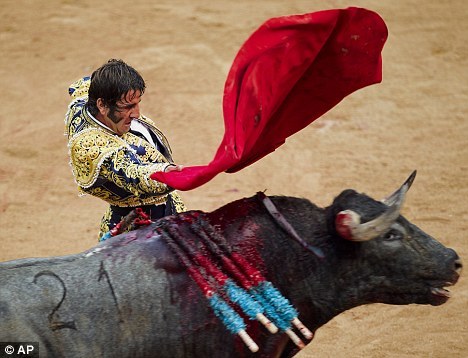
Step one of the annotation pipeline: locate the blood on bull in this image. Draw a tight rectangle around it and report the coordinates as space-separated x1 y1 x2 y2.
0 171 461 357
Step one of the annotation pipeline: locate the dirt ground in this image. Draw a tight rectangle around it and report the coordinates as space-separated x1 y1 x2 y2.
0 0 466 356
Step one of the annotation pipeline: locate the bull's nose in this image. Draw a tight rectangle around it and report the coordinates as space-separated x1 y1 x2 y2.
454 258 463 274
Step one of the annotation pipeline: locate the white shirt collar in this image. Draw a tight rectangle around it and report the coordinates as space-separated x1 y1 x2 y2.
130 120 157 148
86 108 116 133
86 109 156 148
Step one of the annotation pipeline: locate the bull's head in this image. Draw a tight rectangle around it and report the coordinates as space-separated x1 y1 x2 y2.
327 171 462 306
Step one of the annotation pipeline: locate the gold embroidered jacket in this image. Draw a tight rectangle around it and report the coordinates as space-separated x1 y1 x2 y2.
65 76 185 211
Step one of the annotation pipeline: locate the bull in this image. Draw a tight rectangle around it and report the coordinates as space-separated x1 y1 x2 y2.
0 172 462 357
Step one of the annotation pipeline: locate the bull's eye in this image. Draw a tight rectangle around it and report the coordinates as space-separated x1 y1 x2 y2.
383 229 402 241
383 223 406 241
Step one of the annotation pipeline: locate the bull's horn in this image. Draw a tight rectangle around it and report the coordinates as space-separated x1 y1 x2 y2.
335 204 400 242
335 171 416 242
335 205 400 241
381 170 417 207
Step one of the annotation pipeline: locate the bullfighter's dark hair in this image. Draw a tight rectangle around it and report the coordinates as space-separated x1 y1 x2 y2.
87 59 146 116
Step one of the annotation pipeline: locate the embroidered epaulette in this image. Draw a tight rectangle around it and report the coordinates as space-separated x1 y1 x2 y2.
69 128 128 188
68 76 91 99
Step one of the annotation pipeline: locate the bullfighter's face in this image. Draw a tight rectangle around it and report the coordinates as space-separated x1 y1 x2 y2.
97 89 142 135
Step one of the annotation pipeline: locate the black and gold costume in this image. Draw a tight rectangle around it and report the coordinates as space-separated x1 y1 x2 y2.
65 76 185 239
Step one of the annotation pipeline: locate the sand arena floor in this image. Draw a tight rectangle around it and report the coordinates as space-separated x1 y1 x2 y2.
0 1 466 356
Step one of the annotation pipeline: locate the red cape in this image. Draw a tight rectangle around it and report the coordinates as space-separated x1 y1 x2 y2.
151 7 388 190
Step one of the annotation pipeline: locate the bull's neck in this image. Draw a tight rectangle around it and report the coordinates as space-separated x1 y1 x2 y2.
251 197 372 328
208 195 371 331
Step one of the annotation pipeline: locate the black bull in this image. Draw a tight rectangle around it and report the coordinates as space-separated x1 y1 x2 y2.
0 173 462 357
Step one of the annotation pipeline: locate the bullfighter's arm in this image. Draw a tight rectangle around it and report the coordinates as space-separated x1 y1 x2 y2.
99 150 174 195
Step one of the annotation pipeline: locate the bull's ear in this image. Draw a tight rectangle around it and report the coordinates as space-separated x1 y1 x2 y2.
335 205 400 242
335 210 361 241
335 171 416 242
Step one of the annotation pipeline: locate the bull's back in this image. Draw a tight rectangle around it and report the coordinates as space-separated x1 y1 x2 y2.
0 234 247 357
